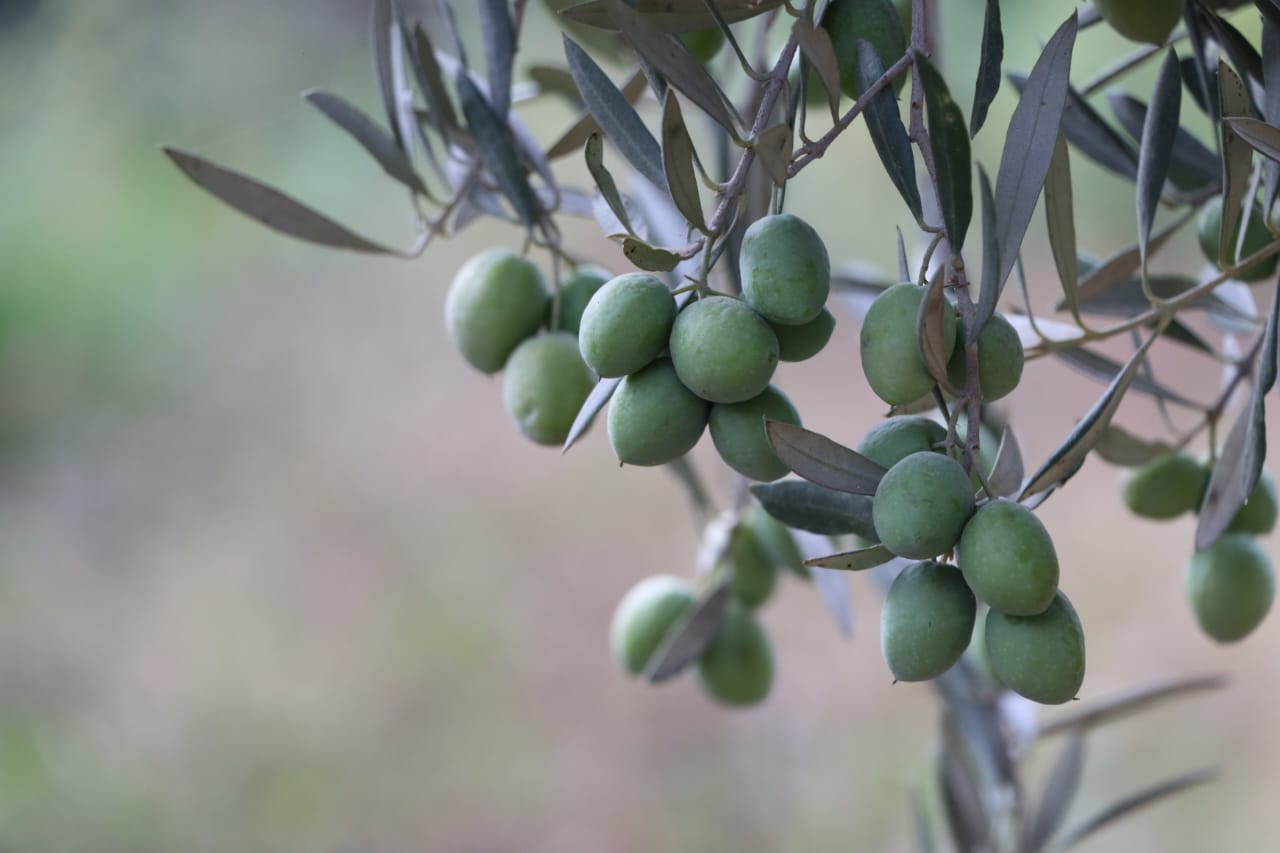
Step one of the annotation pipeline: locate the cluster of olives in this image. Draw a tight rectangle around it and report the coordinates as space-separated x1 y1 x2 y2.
855 285 1083 704
1124 452 1277 642
593 213 835 480
444 248 613 446
608 508 808 707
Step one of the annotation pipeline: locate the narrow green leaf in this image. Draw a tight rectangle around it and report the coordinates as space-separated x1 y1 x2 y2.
1039 674 1227 737
753 124 794 188
1261 16 1280 210
371 0 404 150
585 132 636 236
603 0 741 136
660 91 707 231
478 0 515 117
1020 328 1163 499
666 455 712 518
765 420 888 496
993 14 1077 302
1201 10 1263 89
1108 92 1219 192
409 24 460 132
546 68 648 161
456 72 540 230
1020 733 1086 853
917 53 974 250
1136 50 1182 281
987 426 1025 499
973 166 1001 340
1044 133 1080 322
1071 211 1193 305
749 481 876 537
1225 116 1280 163
897 227 911 282
969 0 1003 138
938 717 991 853
909 789 938 853
1093 424 1176 467
622 238 682 271
1011 73 1138 180
793 17 842 123
1052 345 1202 409
563 37 668 190
560 0 785 32
857 42 923 223
304 90 428 196
1218 60 1254 272
562 376 621 453
806 544 895 572
642 579 730 682
163 148 402 254
1059 768 1218 850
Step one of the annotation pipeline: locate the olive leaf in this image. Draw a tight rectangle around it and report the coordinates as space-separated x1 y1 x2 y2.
764 420 888 495
1070 212 1192 306
1038 674 1227 738
546 69 648 161
586 132 638 237
456 72 540 230
748 480 877 537
986 426 1025 499
805 544 895 572
564 37 668 190
1109 92 1219 192
969 0 1003 138
1225 116 1280 164
409 23 460 134
478 0 515 117
1052 345 1203 410
918 53 974 251
1058 768 1218 850
973 166 1001 342
1135 49 1182 286
642 578 730 683
163 148 404 254
1019 733 1086 853
1044 133 1080 321
660 91 707 231
1020 328 1164 499
1092 424 1176 467
1014 73 1138 181
754 124 794 188
304 90 430 197
622 238 683 271
857 42 923 223
793 17 842 123
559 0 784 33
562 376 622 453
1218 60 1255 272
917 269 955 391
371 0 406 151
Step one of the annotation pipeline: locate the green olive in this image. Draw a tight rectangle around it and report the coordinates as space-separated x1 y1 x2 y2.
881 561 976 682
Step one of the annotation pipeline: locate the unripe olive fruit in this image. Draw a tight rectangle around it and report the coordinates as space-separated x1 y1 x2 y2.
857 416 947 469
881 561 976 682
1196 196 1279 283
822 0 908 99
748 508 809 579
696 601 774 707
502 332 596 446
772 308 836 362
985 591 1086 705
1093 0 1181 45
609 574 697 676
739 213 831 326
555 264 611 334
729 524 778 608
946 313 1024 401
607 359 709 466
1122 452 1207 520
680 26 724 63
1186 534 1275 643
708 385 801 482
578 273 676 378
957 499 1060 616
860 283 958 406
1228 469 1278 535
669 296 780 404
873 451 976 559
444 248 549 374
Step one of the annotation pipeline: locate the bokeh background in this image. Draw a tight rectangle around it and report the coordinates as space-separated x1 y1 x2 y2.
1 1 1277 850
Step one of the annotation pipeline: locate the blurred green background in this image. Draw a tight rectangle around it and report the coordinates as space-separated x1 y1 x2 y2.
1 1 1277 850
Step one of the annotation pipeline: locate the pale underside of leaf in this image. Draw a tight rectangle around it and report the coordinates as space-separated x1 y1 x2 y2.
765 420 887 495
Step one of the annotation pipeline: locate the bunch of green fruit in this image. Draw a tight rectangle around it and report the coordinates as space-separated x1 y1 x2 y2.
1123 452 1277 642
600 213 835 480
445 249 609 446
607 509 810 707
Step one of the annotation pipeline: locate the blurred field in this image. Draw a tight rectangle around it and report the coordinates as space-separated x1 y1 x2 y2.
1 1 1278 851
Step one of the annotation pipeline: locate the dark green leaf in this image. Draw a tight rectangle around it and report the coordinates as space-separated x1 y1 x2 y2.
1059 768 1218 850
1052 345 1202 409
1224 116 1280 164
918 53 974 250
1108 92 1219 193
163 148 402 254
938 717 990 853
897 227 911 282
749 480 877 537
1262 15 1280 210
857 42 923 222
765 420 888 495
478 0 515 117
623 237 682 271
970 0 1003 138
562 376 621 453
586 132 637 236
1020 734 1086 853
1039 674 1227 737
456 72 540 229
1012 73 1138 181
1044 133 1079 323
563 37 669 190
1218 60 1254 272
409 24 460 133
642 578 730 682
560 0 784 32
973 166 1001 340
1136 50 1182 281
603 0 741 136
1201 8 1263 92
304 90 428 196
546 68 648 161
805 544 895 571
1020 328 1163 499
992 13 1076 313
